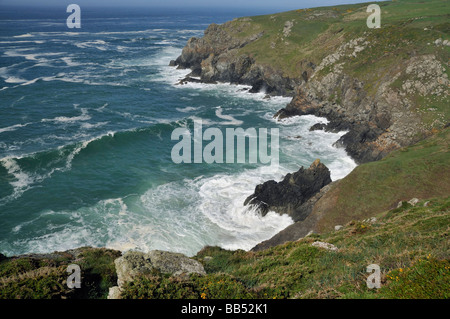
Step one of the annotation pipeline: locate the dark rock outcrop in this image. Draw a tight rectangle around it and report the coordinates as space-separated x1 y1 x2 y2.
274 85 403 164
244 159 332 222
251 182 336 251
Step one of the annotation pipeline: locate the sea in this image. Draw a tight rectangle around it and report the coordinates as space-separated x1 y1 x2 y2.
0 6 356 257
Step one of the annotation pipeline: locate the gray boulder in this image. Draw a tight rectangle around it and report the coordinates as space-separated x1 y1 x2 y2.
146 250 206 277
108 250 206 299
114 251 154 287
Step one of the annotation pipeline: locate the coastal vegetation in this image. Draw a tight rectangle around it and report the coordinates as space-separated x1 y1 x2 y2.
1 0 448 299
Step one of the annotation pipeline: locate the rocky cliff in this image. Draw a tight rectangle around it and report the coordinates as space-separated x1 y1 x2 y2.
173 20 303 96
172 0 449 250
173 2 449 164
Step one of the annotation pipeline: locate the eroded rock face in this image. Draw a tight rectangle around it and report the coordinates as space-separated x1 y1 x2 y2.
174 15 449 167
244 159 332 221
172 21 300 96
275 48 448 164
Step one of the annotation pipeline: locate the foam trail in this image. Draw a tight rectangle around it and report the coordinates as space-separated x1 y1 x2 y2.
0 131 117 204
215 107 244 126
0 157 34 203
0 122 32 134
193 164 295 251
13 33 34 38
175 106 201 113
41 108 91 124
4 76 27 84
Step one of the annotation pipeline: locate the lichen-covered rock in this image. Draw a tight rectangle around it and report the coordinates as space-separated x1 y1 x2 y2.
311 241 338 251
108 250 206 299
146 250 206 277
114 251 154 287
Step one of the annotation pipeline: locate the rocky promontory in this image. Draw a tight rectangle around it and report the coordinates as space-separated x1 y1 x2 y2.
244 159 332 222
171 3 449 250
172 20 302 96
172 7 449 164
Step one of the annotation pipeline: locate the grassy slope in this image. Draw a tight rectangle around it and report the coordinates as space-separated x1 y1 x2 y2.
117 126 450 300
2 196 448 299
313 127 450 233
0 248 120 299
228 0 449 126
234 0 449 77
192 196 449 299
1 0 449 300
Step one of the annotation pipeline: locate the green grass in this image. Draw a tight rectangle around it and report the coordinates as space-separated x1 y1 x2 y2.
118 196 449 299
191 197 449 299
226 0 449 78
1 0 449 300
0 247 120 299
314 127 450 233
220 0 449 128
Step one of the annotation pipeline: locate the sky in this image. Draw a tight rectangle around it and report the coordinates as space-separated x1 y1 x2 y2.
0 0 382 11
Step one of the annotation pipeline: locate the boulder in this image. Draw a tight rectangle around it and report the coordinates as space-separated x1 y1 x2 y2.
244 159 332 221
109 250 206 298
107 286 122 300
146 250 206 277
114 251 154 287
311 241 338 252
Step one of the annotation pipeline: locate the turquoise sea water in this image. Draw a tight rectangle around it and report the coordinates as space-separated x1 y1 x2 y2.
0 7 356 256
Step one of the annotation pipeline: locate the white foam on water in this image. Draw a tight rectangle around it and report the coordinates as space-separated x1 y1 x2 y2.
13 33 34 38
74 40 108 51
134 181 225 255
87 164 296 256
274 114 357 181
215 106 244 126
4 76 27 84
80 121 109 129
41 108 91 124
7 211 100 256
61 56 81 67
175 106 201 113
55 131 117 172
193 164 295 251
4 49 66 62
0 131 118 205
6 196 156 255
0 122 32 134
0 157 35 203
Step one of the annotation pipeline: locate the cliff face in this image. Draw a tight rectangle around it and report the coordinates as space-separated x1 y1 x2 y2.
173 3 449 164
174 20 303 96
275 51 448 163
